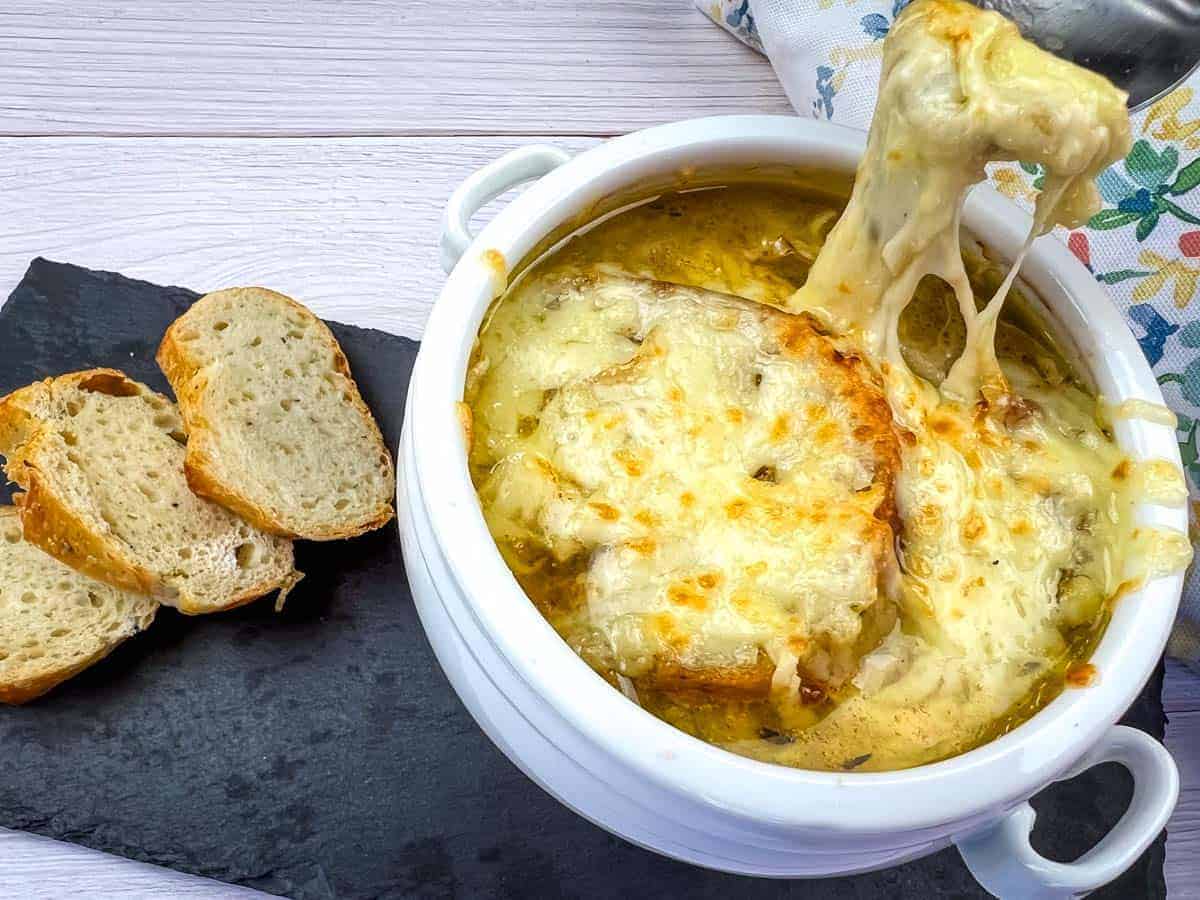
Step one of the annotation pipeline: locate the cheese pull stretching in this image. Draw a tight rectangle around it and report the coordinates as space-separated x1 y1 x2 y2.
790 0 1131 402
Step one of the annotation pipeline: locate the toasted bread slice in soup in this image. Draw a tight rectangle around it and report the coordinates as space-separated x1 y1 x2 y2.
0 370 298 615
469 272 902 703
0 506 158 704
157 287 395 541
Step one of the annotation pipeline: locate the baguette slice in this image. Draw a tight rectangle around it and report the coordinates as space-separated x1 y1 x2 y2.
0 369 299 614
1 506 158 704
157 287 395 541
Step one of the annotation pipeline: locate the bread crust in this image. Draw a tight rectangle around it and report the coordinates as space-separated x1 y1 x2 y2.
0 630 147 705
157 287 395 540
182 448 395 541
0 371 163 594
1 648 122 705
0 369 297 613
17 461 163 597
639 652 775 700
0 506 158 705
171 565 302 617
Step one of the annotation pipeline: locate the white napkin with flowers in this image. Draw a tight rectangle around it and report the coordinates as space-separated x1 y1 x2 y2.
698 0 1200 665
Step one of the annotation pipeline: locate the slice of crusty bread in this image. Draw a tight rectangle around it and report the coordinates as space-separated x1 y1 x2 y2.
0 506 158 704
157 287 395 541
0 369 299 614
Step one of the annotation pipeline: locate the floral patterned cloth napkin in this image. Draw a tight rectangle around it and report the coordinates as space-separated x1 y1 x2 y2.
698 0 1200 664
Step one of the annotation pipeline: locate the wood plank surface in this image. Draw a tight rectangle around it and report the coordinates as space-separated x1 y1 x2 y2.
0 829 265 898
0 1 791 137
1165 659 1200 895
0 135 600 338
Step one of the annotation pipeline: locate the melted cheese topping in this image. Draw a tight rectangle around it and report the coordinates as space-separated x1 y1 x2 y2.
466 0 1193 772
472 271 897 691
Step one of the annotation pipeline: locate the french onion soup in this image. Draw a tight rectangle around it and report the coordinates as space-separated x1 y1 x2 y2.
462 0 1192 771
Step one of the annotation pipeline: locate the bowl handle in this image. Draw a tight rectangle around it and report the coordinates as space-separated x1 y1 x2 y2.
440 144 574 274
956 725 1178 898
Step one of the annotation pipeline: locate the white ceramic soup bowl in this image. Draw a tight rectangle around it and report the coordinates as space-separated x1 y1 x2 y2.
400 115 1186 898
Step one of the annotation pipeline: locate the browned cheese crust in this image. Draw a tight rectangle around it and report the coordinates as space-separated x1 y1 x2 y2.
636 314 902 700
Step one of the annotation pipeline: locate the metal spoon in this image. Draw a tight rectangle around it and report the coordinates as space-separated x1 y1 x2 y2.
977 0 1200 109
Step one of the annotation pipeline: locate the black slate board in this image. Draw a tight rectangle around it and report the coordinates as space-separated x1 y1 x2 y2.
0 259 1168 899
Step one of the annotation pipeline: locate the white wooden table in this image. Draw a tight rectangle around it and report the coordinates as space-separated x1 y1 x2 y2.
0 2 1196 896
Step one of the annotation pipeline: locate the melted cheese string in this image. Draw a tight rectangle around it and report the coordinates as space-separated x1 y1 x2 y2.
788 0 1132 402
1101 397 1179 429
941 177 1069 399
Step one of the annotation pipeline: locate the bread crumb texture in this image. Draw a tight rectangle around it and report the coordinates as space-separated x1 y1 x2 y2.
0 506 157 704
158 287 394 540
